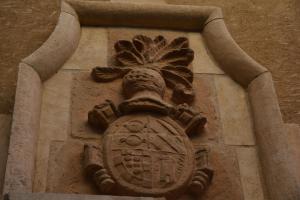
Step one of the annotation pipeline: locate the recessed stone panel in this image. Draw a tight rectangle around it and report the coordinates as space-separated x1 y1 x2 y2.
188 33 224 74
71 71 123 139
63 27 108 70
214 75 255 146
236 147 265 200
190 74 221 143
46 140 99 194
196 144 244 200
34 71 72 192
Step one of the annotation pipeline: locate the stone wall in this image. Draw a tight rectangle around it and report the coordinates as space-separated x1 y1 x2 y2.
0 0 299 196
32 26 265 199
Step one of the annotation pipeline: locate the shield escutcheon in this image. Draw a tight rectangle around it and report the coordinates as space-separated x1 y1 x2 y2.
103 113 195 196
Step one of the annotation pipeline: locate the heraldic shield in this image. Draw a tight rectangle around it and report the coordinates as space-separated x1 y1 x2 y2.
103 114 194 196
83 35 214 199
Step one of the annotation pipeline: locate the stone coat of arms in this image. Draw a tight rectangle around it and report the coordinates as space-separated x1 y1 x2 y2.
83 35 213 199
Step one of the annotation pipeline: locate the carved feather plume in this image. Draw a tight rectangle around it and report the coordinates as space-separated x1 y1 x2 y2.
92 35 195 104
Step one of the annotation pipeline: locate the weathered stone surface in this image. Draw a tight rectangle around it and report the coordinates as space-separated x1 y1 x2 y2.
3 64 42 194
185 74 221 143
167 0 300 125
71 72 123 139
214 75 255 145
202 19 267 87
248 72 300 199
196 144 243 200
236 147 265 200
63 27 108 70
69 1 218 30
46 140 99 194
7 193 164 200
188 33 224 74
33 71 72 192
22 11 80 81
0 0 59 114
111 0 165 3
285 123 300 188
0 114 11 194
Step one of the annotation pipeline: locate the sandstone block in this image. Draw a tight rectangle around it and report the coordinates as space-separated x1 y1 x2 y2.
215 75 255 146
63 27 108 70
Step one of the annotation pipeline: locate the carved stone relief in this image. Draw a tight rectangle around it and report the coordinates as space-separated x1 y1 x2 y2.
83 35 213 199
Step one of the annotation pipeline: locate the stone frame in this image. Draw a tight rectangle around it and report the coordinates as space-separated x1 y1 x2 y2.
3 1 299 200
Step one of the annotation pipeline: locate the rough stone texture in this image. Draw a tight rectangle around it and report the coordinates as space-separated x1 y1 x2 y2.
71 72 123 139
285 123 300 188
248 72 300 200
0 115 11 194
46 140 99 194
214 75 255 146
189 74 221 143
1 0 298 199
7 193 163 200
236 147 265 200
196 144 243 200
166 0 300 125
202 19 267 87
111 0 165 3
3 64 42 194
188 33 224 74
69 1 218 30
63 27 108 70
0 0 59 114
33 71 72 192
22 11 80 81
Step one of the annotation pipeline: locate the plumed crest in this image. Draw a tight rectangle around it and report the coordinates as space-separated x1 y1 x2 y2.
114 35 194 68
92 35 196 104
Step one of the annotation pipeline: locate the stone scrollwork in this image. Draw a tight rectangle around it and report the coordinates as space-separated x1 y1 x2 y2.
83 35 213 199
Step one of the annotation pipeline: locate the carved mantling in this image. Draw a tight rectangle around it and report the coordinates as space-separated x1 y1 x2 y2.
83 35 214 199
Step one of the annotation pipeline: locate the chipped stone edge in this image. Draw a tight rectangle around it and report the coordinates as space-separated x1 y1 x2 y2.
5 1 296 199
21 1 81 81
2 1 80 195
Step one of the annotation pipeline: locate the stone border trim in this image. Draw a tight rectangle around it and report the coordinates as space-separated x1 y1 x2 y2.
202 20 267 87
22 2 80 81
4 1 298 199
2 1 81 194
3 64 42 194
248 72 300 200
67 0 222 31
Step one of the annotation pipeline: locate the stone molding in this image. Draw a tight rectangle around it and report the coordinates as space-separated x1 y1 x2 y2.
21 1 80 81
248 72 300 199
3 1 81 195
3 63 42 194
3 0 299 199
